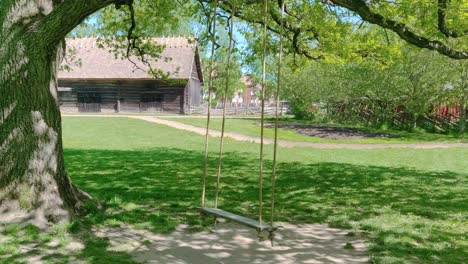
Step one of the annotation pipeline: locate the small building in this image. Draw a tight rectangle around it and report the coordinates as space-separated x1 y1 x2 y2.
239 75 260 106
232 74 274 107
58 37 204 114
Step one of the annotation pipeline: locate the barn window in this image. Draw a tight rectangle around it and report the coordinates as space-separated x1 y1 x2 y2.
141 93 164 103
77 92 101 112
140 93 164 112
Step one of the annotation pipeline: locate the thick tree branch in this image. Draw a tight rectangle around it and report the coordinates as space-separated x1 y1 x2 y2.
202 0 466 60
437 0 467 38
195 0 222 50
217 0 323 60
39 0 119 48
120 0 158 77
328 0 467 59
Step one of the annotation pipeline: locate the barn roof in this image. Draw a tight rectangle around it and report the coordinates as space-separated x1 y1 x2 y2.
58 37 203 83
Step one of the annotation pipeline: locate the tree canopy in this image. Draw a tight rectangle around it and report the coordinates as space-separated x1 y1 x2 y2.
70 0 467 63
194 0 467 60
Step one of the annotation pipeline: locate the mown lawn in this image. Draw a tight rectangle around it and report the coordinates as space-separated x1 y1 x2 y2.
161 117 466 144
1 117 466 263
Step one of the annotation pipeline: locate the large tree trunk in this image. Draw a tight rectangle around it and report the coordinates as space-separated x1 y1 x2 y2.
0 0 117 227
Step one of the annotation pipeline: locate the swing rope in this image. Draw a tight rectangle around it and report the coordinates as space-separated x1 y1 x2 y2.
257 0 269 241
201 0 283 245
202 0 219 208
269 0 285 245
215 2 236 209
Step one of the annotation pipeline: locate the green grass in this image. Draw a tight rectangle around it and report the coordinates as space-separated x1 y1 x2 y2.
1 117 466 263
161 117 466 144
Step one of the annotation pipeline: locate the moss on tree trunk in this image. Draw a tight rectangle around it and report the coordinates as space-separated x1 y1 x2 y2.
0 0 118 227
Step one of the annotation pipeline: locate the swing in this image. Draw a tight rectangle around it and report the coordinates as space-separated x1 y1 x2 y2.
200 0 286 244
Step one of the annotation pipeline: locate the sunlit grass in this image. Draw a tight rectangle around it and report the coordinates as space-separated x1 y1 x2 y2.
0 117 466 263
63 117 467 263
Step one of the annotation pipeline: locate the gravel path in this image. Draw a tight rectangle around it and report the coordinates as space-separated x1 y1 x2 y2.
64 114 468 149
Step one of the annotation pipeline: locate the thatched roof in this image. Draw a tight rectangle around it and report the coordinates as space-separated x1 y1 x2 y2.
58 37 203 82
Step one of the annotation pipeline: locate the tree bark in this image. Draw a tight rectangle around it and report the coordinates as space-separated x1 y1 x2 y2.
0 0 118 227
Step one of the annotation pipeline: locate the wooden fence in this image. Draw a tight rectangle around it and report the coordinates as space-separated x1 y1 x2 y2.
189 103 289 116
327 100 465 132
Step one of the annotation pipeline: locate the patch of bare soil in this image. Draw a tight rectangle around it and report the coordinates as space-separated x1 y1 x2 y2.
264 123 399 140
94 222 368 264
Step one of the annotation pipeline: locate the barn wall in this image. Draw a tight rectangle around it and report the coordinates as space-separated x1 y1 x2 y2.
189 79 202 106
58 80 186 113
183 59 203 114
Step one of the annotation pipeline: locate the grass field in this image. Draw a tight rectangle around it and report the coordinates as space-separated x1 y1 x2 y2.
1 117 467 263
161 117 466 144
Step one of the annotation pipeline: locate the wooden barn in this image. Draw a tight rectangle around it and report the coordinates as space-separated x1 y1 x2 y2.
58 37 204 114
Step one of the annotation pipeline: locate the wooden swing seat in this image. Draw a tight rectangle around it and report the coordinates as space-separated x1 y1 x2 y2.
200 207 270 230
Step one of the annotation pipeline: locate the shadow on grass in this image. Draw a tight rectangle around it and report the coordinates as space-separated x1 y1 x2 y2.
58 147 467 263
0 223 138 264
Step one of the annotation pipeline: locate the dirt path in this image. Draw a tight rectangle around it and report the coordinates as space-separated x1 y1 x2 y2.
65 114 468 149
94 222 369 264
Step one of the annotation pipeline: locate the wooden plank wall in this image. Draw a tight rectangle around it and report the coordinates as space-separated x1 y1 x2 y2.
183 59 203 114
58 80 186 113
190 59 202 107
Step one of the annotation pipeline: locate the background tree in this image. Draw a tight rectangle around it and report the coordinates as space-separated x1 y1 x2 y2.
280 44 465 133
209 48 243 105
390 48 454 130
281 61 327 119
442 59 468 134
200 20 244 106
